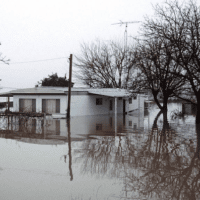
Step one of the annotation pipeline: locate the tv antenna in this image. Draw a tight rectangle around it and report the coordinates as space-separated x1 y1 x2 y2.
112 21 140 50
112 21 140 88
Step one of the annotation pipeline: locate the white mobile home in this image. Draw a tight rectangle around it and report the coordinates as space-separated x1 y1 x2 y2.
1 87 146 117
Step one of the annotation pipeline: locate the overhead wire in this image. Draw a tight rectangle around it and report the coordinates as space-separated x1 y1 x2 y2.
0 57 68 65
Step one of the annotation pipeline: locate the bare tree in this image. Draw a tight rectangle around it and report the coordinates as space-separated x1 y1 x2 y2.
140 0 200 122
130 38 186 112
75 39 136 88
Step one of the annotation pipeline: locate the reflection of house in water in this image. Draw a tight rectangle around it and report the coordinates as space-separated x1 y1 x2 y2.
0 111 144 143
68 112 144 137
0 116 66 144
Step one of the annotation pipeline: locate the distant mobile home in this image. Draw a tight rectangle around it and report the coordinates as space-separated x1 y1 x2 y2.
0 87 147 117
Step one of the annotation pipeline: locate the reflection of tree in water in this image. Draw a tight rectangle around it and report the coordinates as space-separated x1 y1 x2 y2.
78 137 114 176
76 111 200 199
76 135 133 178
123 111 200 200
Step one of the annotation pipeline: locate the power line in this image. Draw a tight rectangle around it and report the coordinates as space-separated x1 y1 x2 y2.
2 57 68 65
0 86 20 89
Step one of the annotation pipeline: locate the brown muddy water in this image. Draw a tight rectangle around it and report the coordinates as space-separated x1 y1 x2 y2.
0 102 199 200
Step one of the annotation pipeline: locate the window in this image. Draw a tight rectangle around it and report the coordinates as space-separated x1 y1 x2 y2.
19 99 36 112
96 124 102 131
42 99 60 114
133 95 137 100
96 98 103 105
118 97 122 100
129 98 132 104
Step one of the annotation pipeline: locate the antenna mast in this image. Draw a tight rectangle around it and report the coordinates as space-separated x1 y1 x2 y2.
112 21 140 88
112 21 140 51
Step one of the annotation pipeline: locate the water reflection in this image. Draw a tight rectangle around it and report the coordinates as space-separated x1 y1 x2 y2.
67 118 73 181
0 116 65 144
127 111 200 200
0 111 145 143
74 106 200 199
1 102 200 199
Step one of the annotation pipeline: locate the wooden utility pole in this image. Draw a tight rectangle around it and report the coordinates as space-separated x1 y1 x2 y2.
67 54 73 119
7 96 10 111
67 118 73 181
67 54 73 180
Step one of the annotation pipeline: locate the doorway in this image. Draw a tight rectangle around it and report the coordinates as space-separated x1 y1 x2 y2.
123 99 126 113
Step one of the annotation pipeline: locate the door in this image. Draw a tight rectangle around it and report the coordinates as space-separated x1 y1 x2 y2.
123 99 126 113
109 100 113 111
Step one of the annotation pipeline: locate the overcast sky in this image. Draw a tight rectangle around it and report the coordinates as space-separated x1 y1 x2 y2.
0 0 165 90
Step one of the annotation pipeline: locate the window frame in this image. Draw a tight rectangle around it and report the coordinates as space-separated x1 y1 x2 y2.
42 99 60 114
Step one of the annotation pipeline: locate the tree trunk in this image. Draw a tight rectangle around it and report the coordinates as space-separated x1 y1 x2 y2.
118 78 121 88
152 110 162 129
162 110 169 130
196 123 200 159
162 94 168 113
196 102 200 125
196 90 200 125
152 90 163 110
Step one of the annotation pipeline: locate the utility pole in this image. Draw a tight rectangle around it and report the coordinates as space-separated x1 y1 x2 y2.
67 115 73 181
67 54 73 119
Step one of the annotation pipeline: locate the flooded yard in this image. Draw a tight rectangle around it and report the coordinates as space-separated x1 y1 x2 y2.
0 102 199 200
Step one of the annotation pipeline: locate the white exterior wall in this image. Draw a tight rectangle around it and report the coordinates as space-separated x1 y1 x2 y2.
127 94 146 113
13 93 146 116
127 95 139 112
138 95 147 112
13 94 126 116
69 95 124 116
13 95 67 114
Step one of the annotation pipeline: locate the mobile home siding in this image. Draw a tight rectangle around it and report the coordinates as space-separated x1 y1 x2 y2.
14 95 66 114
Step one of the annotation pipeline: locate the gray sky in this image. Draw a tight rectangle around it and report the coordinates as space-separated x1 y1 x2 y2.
0 0 163 89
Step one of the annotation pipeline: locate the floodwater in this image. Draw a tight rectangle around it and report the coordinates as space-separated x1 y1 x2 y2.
0 102 199 200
